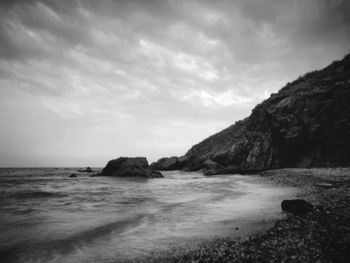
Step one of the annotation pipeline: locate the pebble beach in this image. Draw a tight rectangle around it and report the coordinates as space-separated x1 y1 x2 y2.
132 168 350 263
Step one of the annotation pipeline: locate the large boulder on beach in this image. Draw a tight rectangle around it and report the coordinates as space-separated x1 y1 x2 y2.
281 199 313 215
101 157 163 178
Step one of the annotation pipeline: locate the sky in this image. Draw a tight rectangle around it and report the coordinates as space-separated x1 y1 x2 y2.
0 0 349 167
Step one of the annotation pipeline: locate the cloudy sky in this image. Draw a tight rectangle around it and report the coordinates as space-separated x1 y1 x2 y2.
0 0 349 167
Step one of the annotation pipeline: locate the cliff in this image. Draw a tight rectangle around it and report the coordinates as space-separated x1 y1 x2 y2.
181 53 350 174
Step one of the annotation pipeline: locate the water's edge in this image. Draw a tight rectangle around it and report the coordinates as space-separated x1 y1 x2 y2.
0 168 297 263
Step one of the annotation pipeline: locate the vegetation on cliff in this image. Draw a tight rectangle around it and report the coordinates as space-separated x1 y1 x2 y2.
180 53 350 173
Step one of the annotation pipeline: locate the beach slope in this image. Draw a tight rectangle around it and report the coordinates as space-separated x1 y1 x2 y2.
133 168 350 263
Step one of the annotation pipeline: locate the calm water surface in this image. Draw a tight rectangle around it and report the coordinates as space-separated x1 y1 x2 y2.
0 168 296 262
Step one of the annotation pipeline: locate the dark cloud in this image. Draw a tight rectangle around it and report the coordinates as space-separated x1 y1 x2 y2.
0 0 349 166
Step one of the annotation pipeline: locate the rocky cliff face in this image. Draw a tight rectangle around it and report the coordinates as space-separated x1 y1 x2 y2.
182 53 350 174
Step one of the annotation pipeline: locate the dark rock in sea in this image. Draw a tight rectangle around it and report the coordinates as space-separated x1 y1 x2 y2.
182 53 350 172
77 167 93 173
69 173 77 178
101 157 163 178
281 199 313 215
102 157 145 177
150 156 180 170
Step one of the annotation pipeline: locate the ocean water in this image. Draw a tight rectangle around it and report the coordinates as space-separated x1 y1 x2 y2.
0 168 296 263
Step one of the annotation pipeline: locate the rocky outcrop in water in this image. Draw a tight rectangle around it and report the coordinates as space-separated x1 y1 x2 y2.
181 53 350 174
101 157 163 178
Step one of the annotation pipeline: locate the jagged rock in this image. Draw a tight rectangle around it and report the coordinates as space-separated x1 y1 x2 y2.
101 157 163 178
183 53 350 172
281 199 313 215
150 156 179 170
69 173 77 178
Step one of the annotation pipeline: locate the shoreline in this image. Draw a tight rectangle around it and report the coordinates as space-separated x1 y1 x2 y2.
130 168 350 263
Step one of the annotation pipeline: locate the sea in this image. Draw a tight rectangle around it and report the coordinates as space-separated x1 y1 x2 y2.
0 168 296 263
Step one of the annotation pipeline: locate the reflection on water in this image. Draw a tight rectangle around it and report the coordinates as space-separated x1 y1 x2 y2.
0 168 296 263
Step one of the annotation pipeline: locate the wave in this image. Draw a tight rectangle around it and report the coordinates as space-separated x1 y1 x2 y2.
61 214 148 244
7 190 67 199
117 196 155 205
0 214 150 262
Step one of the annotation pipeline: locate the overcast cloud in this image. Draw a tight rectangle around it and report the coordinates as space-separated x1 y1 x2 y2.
0 0 349 167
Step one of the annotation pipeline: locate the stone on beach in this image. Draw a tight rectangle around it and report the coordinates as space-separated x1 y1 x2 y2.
281 199 313 215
